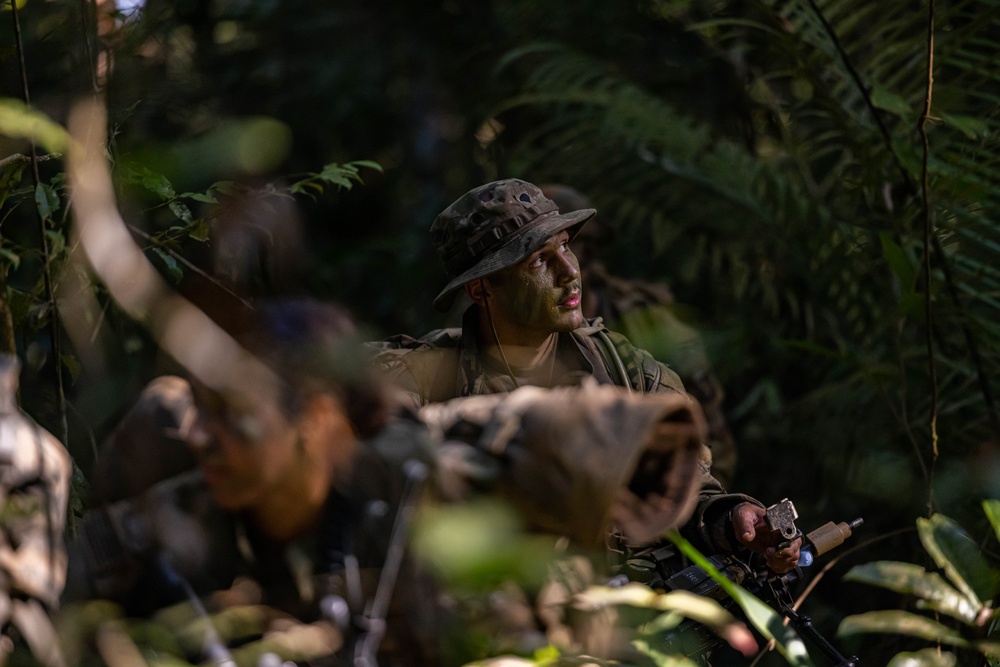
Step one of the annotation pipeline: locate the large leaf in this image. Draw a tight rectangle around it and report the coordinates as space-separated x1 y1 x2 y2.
887 648 957 667
918 514 1000 604
983 500 1000 548
844 561 980 623
0 98 71 153
838 610 969 647
573 584 754 654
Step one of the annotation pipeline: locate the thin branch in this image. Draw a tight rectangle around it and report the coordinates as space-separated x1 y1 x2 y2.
126 224 254 310
0 153 59 170
919 0 939 516
805 0 1000 443
10 0 68 448
749 527 916 666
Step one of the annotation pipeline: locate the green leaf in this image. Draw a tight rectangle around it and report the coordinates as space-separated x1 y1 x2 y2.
349 159 383 172
188 219 211 243
844 561 979 623
869 85 912 117
34 183 60 219
59 353 82 383
44 229 66 256
880 233 915 294
140 172 175 200
631 638 702 667
0 247 20 271
941 113 990 140
150 248 183 283
0 99 71 153
838 610 969 646
180 192 218 204
983 500 1000 547
887 648 957 667
167 200 193 224
918 514 1000 604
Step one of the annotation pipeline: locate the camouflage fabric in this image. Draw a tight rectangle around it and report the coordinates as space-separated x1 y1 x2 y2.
0 356 71 667
66 376 706 665
373 306 757 558
430 179 595 312
373 305 684 407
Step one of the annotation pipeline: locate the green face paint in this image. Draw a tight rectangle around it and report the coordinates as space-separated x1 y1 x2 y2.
487 232 584 338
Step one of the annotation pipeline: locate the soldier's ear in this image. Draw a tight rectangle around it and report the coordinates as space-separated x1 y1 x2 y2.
465 279 490 305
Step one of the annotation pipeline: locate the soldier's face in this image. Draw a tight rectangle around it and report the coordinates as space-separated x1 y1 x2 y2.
187 382 302 511
484 231 583 336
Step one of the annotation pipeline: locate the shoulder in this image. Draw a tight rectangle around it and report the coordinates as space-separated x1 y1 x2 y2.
370 329 465 405
583 324 685 395
90 375 198 506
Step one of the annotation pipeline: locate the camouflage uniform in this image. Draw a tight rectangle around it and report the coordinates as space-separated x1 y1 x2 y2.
0 356 71 667
66 376 707 665
374 304 685 404
376 179 758 560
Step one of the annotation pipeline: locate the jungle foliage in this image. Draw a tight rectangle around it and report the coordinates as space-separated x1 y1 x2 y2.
3 0 1000 664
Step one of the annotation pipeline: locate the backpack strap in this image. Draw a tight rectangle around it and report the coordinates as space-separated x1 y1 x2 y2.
594 330 637 394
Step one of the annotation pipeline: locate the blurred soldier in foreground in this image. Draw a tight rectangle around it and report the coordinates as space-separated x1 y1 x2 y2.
539 184 738 488
0 356 71 667
374 179 799 574
65 299 710 665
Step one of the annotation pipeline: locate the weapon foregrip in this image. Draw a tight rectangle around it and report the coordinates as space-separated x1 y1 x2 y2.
806 518 863 557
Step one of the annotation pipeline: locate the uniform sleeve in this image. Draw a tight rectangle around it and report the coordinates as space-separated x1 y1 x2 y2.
418 381 705 548
88 375 198 507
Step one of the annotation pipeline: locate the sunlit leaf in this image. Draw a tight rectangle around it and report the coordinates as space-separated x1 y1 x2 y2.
188 219 211 243
0 98 71 153
983 500 1000 548
185 192 218 204
412 499 554 589
632 639 702 667
844 561 979 623
0 247 20 271
168 200 193 224
839 610 969 646
918 515 1000 604
887 648 957 667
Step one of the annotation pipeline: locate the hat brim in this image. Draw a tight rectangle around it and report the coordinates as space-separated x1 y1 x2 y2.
433 207 596 312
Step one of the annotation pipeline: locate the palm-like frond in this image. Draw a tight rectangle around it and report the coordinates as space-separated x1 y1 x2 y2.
492 0 1000 525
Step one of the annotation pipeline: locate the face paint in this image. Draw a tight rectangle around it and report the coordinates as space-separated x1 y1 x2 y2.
486 231 584 338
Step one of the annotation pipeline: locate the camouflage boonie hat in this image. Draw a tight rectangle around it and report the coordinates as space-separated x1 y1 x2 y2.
431 179 596 311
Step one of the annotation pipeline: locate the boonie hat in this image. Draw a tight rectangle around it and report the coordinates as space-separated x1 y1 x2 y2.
431 179 595 311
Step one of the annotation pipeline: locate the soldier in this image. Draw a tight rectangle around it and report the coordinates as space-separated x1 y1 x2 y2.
66 299 711 665
538 183 738 489
374 178 800 575
0 356 71 667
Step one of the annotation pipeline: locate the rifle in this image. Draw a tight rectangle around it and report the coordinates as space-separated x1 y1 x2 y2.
616 499 862 665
